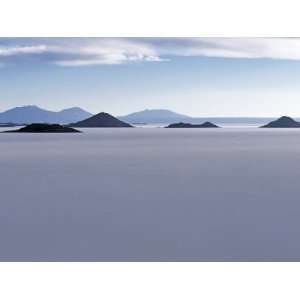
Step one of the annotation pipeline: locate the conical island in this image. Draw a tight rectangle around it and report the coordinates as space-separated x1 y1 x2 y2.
261 116 300 128
69 112 133 128
4 123 81 133
166 122 219 128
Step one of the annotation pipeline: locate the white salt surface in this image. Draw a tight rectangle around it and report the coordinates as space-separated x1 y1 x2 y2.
1 128 300 261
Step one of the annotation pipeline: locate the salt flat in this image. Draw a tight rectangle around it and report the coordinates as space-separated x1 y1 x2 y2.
1 128 300 261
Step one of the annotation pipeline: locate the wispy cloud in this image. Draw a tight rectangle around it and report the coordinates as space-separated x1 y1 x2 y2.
55 55 166 66
163 38 300 60
0 45 47 56
0 38 164 66
1 38 300 67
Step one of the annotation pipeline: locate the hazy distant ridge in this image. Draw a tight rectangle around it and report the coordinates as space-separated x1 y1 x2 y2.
0 106 295 126
119 109 277 125
0 106 92 124
119 109 190 123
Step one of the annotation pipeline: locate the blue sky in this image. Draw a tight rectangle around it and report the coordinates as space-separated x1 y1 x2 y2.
1 37 300 116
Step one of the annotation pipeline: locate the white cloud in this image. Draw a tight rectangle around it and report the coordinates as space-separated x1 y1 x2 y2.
0 45 47 56
55 55 167 66
48 38 165 66
158 38 300 60
1 38 300 66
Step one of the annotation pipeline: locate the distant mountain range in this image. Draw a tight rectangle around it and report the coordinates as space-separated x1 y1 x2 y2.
0 106 92 124
0 106 298 126
118 109 277 125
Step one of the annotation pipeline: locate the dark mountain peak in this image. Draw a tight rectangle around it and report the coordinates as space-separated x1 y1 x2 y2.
201 121 219 127
277 116 294 122
4 123 80 133
96 112 113 117
93 111 124 120
69 112 133 128
166 122 219 128
261 116 300 128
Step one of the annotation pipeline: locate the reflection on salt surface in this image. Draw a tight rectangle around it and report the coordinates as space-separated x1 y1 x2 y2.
1 127 300 261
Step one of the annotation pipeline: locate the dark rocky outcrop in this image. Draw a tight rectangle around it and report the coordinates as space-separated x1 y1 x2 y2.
4 123 81 133
69 112 133 128
261 116 300 128
166 122 219 128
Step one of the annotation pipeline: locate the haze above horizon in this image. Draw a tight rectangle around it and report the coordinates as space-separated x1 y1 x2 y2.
2 38 300 117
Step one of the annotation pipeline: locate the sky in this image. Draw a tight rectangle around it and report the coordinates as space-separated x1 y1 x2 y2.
1 37 300 117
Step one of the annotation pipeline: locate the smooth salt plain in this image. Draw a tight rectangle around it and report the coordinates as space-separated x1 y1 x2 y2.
1 127 300 261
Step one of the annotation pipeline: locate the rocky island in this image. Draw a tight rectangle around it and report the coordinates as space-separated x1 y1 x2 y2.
166 122 219 128
69 112 133 128
261 116 300 128
4 123 81 133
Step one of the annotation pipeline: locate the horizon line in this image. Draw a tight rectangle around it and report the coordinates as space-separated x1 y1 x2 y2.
0 104 297 119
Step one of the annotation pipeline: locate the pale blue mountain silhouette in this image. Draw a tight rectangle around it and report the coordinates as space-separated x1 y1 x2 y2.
0 105 92 124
